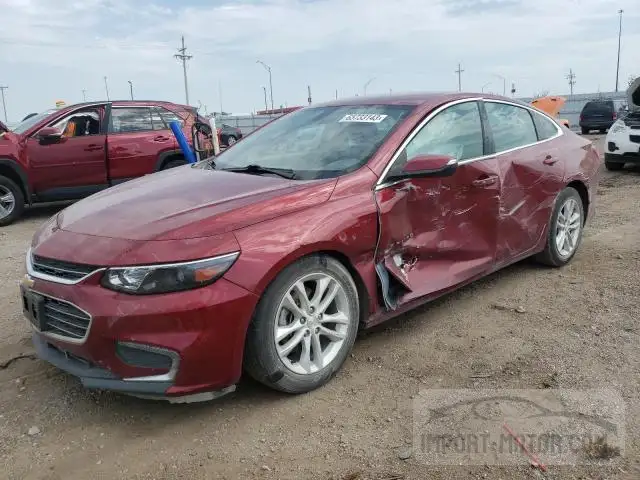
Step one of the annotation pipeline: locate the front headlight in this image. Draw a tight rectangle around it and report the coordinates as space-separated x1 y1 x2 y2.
101 252 239 295
610 120 626 134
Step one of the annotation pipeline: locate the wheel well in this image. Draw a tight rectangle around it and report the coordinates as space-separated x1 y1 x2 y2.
0 165 28 202
315 250 370 328
160 154 185 170
567 180 589 221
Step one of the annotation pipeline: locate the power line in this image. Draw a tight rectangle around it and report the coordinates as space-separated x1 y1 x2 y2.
174 36 193 105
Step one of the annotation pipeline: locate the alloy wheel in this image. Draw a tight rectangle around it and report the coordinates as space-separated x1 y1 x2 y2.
274 272 352 375
0 186 15 220
555 197 582 258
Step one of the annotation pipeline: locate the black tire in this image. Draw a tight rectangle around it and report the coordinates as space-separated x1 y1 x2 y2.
162 158 187 170
605 161 624 171
225 135 237 146
535 187 584 267
0 176 25 227
244 255 359 394
599 129 607 134
581 127 589 135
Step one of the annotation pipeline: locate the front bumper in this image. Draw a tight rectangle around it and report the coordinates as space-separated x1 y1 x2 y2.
24 273 259 402
605 128 640 163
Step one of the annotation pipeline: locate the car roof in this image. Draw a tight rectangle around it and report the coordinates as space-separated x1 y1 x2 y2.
54 100 191 115
314 92 526 108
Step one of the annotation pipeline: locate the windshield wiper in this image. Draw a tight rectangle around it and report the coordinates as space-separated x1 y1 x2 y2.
221 164 297 180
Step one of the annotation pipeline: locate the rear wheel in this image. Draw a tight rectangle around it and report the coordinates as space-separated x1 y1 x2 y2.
162 157 187 170
244 255 359 393
535 187 584 267
581 127 589 135
605 161 624 171
599 129 607 134
0 176 25 227
226 135 237 146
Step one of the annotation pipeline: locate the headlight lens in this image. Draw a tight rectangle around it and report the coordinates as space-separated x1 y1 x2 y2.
101 252 239 295
610 120 626 134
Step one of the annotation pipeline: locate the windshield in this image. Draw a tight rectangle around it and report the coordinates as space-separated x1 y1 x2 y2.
210 105 415 180
12 109 57 134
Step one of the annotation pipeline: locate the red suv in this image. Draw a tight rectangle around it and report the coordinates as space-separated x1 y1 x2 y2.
0 100 205 226
21 93 600 403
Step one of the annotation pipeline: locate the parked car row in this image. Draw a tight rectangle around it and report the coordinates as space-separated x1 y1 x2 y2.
19 92 601 403
604 77 640 170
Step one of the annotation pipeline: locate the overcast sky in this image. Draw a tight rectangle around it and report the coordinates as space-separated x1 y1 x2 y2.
1 0 638 121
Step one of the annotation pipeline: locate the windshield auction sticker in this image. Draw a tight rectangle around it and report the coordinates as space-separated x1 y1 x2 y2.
339 113 388 123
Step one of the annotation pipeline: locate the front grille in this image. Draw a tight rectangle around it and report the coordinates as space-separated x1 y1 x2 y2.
630 135 640 144
42 298 91 340
32 255 98 281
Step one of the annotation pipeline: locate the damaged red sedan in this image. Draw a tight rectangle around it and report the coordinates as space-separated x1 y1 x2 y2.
21 93 600 402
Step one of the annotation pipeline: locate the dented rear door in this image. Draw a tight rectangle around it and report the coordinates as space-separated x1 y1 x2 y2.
373 100 501 309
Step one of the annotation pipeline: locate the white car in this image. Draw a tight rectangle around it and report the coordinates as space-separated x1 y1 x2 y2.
605 78 640 171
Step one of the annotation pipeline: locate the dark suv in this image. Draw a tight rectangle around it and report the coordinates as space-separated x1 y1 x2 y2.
579 99 627 134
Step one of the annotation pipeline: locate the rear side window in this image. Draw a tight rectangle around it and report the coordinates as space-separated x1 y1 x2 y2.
485 102 537 152
110 108 154 133
532 112 560 140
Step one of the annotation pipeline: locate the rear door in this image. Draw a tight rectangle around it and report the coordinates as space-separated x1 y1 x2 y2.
27 104 109 198
374 100 501 308
107 106 177 182
483 101 565 266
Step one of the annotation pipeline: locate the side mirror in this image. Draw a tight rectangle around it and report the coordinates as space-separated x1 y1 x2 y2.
400 153 458 178
37 127 63 144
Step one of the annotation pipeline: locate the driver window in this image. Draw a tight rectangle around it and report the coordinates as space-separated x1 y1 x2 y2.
53 108 101 138
387 101 484 178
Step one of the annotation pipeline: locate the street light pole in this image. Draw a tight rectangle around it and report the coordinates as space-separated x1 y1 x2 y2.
492 74 506 96
615 9 624 92
0 86 7 123
103 76 110 101
262 86 268 111
128 80 134 100
82 89 87 102
481 82 491 93
363 77 376 96
257 60 274 111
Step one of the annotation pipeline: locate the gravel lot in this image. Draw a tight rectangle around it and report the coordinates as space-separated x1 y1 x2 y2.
1 137 639 480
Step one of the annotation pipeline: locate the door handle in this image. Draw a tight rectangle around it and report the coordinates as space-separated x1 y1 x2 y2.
472 176 498 187
543 155 559 165
84 144 103 152
154 135 170 142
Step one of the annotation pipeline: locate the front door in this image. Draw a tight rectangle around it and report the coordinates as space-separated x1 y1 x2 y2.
28 105 109 199
374 100 501 309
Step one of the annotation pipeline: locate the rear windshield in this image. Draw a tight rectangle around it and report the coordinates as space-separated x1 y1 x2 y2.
582 102 613 114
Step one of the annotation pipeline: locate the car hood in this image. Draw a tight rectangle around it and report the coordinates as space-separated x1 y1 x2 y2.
531 96 565 118
57 165 337 241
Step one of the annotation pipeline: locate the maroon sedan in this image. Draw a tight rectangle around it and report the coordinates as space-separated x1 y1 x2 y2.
21 93 600 402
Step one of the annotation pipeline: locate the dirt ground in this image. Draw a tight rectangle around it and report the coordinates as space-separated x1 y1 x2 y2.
1 136 639 480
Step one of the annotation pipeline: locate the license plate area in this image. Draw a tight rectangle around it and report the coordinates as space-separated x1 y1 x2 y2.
21 286 46 331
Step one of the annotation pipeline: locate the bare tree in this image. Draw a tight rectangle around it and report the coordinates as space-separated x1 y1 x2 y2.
629 75 637 88
532 90 550 100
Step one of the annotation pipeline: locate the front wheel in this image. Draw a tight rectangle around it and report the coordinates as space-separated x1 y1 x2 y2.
162 158 187 170
535 187 584 267
0 176 25 227
244 255 359 393
226 135 237 146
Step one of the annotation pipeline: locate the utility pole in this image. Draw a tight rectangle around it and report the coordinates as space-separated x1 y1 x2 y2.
262 86 268 111
175 36 193 105
128 80 134 100
615 9 624 92
307 85 312 105
335 89 338 100
492 74 506 96
82 89 87 102
256 60 274 111
455 63 465 92
218 80 223 114
567 69 576 96
0 85 7 123
103 76 110 100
